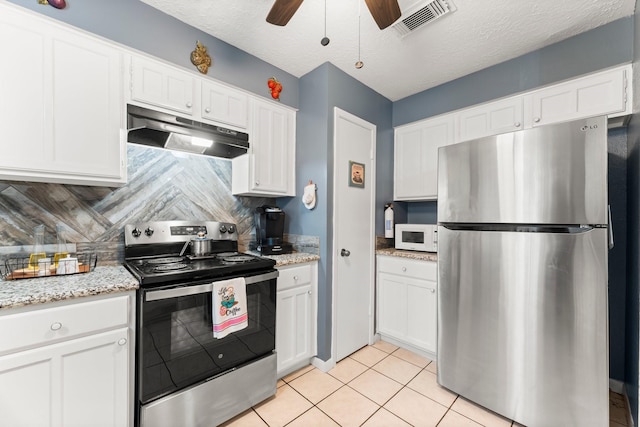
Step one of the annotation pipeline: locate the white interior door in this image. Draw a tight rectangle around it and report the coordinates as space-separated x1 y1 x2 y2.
332 107 376 362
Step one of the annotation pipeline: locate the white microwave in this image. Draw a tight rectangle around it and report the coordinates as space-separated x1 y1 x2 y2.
395 224 438 252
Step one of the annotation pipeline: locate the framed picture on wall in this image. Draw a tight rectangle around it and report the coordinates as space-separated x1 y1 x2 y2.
349 161 365 188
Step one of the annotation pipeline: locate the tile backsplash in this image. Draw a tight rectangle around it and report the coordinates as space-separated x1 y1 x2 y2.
0 145 272 265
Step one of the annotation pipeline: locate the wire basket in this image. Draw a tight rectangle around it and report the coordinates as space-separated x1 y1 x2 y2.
1 252 98 281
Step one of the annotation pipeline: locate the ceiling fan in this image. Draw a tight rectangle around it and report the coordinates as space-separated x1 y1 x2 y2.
266 0 401 30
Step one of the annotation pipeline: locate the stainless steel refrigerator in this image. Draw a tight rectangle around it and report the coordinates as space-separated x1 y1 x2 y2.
437 116 610 426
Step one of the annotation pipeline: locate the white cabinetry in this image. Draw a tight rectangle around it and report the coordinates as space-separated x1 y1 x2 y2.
394 115 455 201
130 55 195 115
458 96 523 142
276 262 317 378
0 293 134 427
393 64 631 201
233 98 296 196
376 256 437 358
529 66 629 127
0 4 126 187
128 54 249 130
201 80 248 129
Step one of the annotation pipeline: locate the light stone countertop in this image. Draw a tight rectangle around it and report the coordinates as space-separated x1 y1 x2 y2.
249 251 320 267
0 266 139 310
376 248 438 262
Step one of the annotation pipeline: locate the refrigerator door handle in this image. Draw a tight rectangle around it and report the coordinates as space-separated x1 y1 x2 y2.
608 205 614 249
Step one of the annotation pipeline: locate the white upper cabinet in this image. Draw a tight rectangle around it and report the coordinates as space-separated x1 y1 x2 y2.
394 114 455 201
129 55 250 130
530 66 629 127
0 4 126 187
130 55 195 115
201 80 248 129
232 98 296 196
458 96 523 142
394 64 632 201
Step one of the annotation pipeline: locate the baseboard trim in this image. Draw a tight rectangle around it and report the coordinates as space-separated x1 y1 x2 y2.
610 378 625 394
312 356 334 373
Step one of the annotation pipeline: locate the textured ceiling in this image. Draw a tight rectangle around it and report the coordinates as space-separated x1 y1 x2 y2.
139 0 635 101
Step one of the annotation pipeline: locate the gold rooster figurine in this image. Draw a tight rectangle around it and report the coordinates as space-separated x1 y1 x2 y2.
190 41 212 74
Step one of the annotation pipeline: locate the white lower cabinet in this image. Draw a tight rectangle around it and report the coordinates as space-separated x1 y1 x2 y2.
276 262 317 378
0 292 134 427
376 255 437 358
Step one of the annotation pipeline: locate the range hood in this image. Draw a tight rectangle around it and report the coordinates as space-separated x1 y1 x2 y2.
127 104 249 159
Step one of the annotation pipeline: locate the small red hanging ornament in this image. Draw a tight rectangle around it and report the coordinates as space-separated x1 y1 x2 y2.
267 77 282 101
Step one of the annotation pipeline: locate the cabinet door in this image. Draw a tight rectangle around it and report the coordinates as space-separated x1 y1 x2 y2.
406 278 437 353
0 328 129 427
201 80 248 129
131 56 195 115
377 272 407 339
48 29 124 180
458 96 523 142
60 328 129 427
0 12 47 176
531 67 627 126
394 115 455 201
276 284 313 375
251 99 294 194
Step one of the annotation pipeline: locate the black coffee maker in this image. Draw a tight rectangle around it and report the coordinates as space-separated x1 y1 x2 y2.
253 205 293 255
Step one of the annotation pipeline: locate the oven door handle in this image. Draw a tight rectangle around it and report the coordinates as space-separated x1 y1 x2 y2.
145 270 279 301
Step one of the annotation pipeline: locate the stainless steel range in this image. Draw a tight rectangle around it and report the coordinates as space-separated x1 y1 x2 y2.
124 221 278 427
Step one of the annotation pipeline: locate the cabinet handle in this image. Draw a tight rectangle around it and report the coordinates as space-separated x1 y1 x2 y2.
255 181 260 186
514 122 521 127
186 102 192 109
308 291 311 295
118 338 127 346
533 117 541 123
50 322 62 331
402 267 407 272
293 275 299 281
429 289 435 293
205 107 211 113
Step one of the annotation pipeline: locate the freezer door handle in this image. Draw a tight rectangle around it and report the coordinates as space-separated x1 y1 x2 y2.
608 205 614 249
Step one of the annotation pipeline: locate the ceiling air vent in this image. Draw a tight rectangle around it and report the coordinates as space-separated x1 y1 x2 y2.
392 0 456 37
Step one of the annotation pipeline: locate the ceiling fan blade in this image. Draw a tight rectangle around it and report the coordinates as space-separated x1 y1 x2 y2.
266 0 305 26
364 0 401 30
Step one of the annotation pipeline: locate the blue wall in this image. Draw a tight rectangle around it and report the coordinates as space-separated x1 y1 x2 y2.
8 0 299 108
278 62 392 360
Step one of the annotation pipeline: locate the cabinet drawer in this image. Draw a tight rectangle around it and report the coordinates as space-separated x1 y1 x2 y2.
277 264 312 291
0 295 129 354
377 256 436 280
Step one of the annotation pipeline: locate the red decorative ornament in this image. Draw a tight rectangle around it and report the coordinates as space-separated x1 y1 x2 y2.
267 77 282 101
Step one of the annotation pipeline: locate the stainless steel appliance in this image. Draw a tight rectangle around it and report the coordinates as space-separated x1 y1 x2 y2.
437 116 610 426
253 205 292 255
394 223 437 252
123 221 278 427
127 105 250 159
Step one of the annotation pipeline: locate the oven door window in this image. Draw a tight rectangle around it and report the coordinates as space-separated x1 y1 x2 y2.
139 278 276 404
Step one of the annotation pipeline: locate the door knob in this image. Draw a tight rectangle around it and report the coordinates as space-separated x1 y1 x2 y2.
341 249 350 257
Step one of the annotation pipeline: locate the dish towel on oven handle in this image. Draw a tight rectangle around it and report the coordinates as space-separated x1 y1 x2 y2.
212 277 248 339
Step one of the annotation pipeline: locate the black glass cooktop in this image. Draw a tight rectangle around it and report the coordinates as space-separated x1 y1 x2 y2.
124 252 276 287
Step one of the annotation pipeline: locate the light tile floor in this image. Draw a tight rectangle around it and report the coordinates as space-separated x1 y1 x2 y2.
221 341 630 427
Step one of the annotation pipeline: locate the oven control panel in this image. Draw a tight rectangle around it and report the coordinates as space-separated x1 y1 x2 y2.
125 221 237 246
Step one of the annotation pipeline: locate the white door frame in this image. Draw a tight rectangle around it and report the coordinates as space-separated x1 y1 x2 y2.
330 107 377 365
